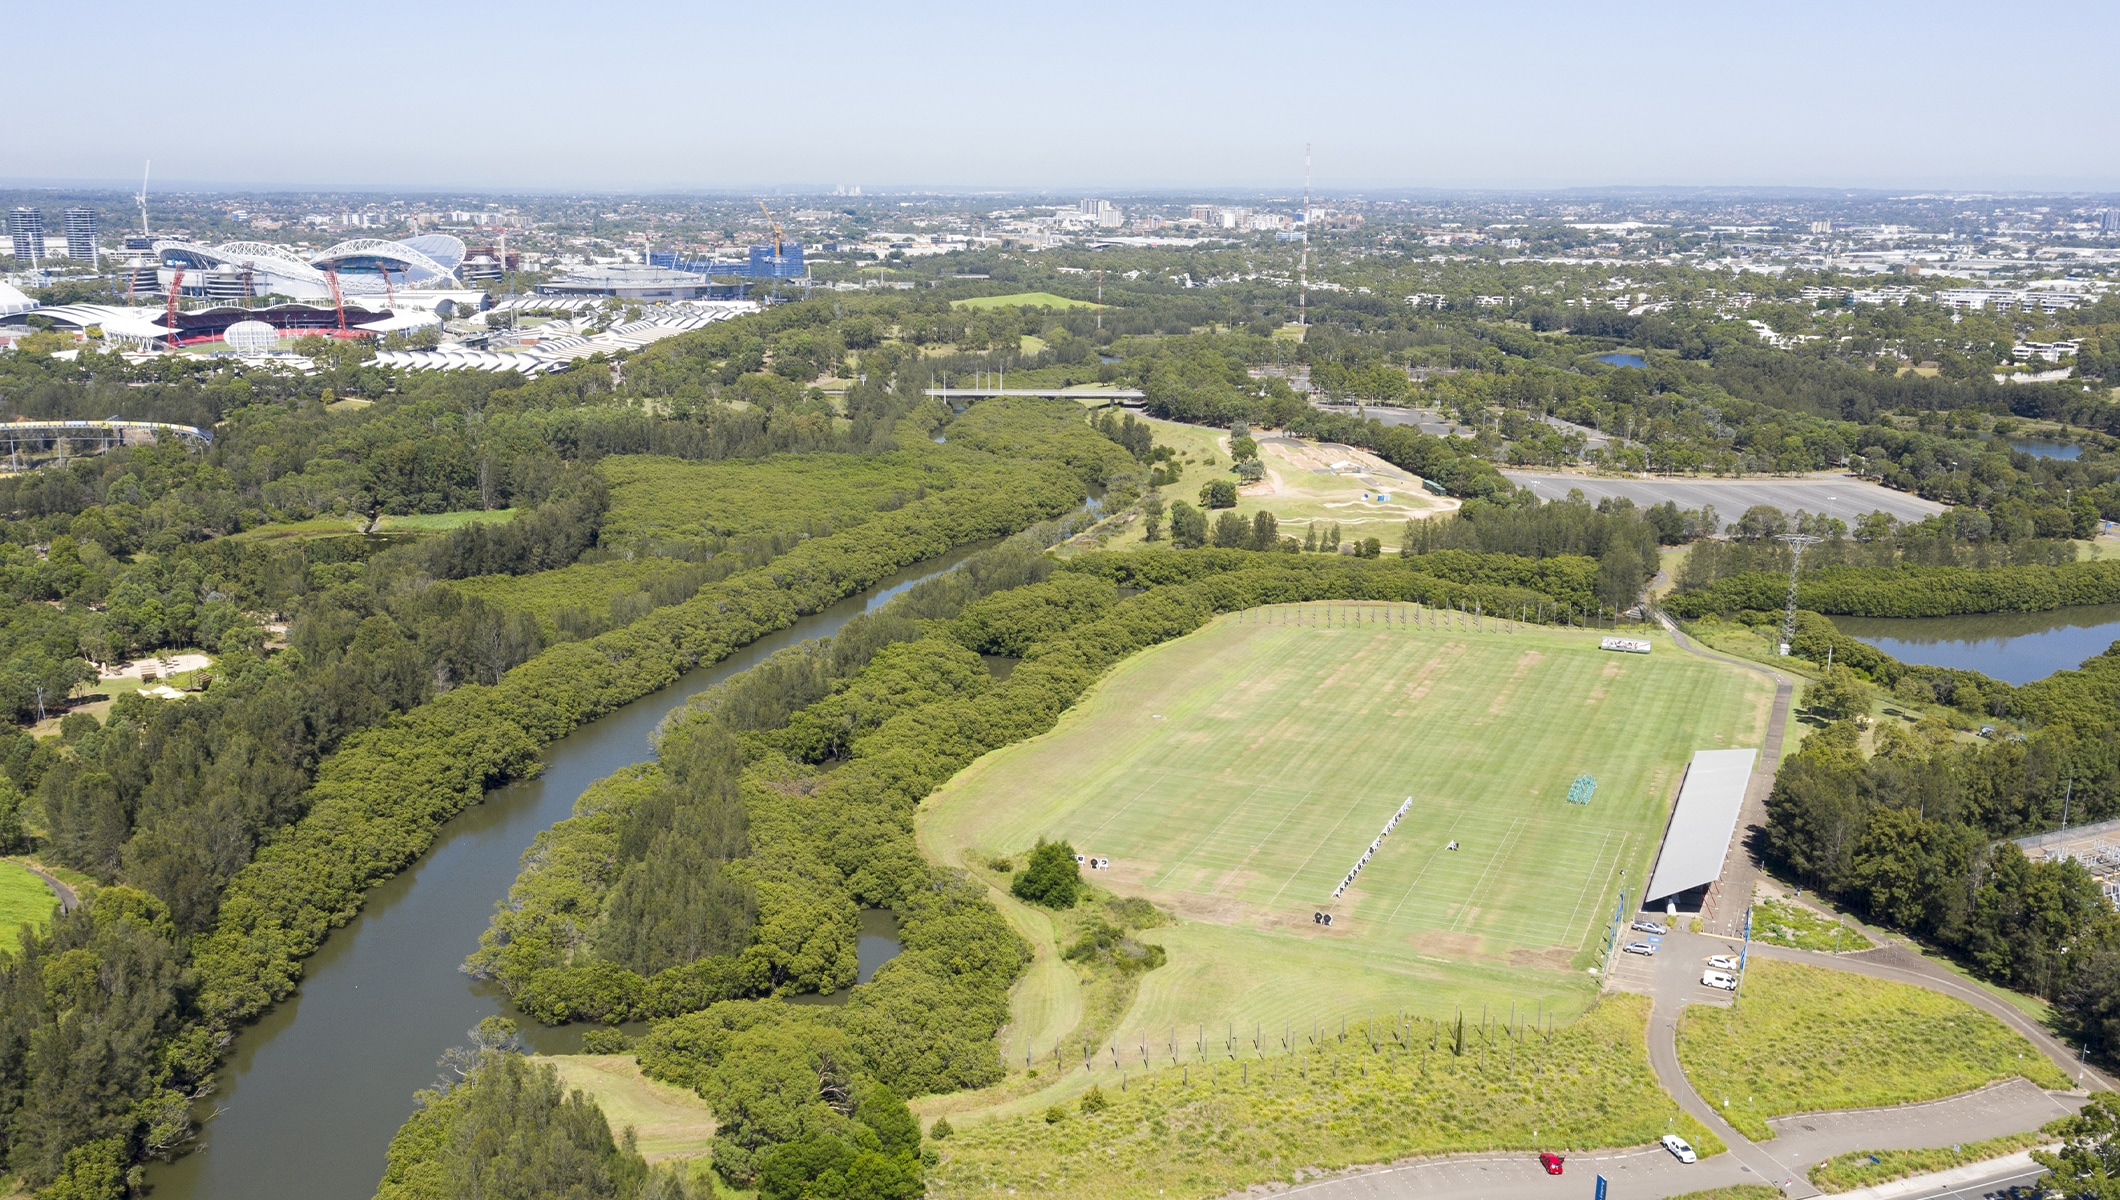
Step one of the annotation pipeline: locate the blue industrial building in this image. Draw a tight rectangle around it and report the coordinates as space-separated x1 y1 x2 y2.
649 242 804 279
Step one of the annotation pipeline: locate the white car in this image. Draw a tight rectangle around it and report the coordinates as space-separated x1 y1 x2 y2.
1701 970 1738 991
1661 1134 1697 1163
1622 940 1657 956
1707 954 1740 971
1631 919 1668 935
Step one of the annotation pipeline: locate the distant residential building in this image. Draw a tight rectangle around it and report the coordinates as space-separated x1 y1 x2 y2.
2015 339 2080 364
2104 208 2120 234
1934 287 2081 313
63 208 97 261
7 208 45 262
1079 199 1122 228
1189 204 1213 223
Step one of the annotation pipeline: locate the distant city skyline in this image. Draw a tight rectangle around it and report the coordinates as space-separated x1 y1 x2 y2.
9 0 2117 193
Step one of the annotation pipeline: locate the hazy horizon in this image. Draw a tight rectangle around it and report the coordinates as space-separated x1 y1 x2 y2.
11 0 2117 194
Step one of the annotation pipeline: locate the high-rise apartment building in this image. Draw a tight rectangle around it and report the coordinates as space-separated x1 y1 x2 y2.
63 208 97 261
7 208 45 262
2104 208 2119 235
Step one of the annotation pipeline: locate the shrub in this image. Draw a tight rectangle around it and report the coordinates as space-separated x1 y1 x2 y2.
1010 840 1083 908
928 1116 952 1140
1079 1085 1109 1114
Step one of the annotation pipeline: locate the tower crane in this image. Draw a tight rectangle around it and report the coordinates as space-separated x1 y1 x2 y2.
757 201 791 300
757 199 786 262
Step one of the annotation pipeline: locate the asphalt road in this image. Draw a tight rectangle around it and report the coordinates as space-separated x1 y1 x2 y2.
1500 471 1946 525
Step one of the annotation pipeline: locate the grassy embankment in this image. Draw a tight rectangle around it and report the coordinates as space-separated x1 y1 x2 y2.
0 863 60 943
927 993 1723 1200
1808 1128 2056 1193
1675 959 2072 1141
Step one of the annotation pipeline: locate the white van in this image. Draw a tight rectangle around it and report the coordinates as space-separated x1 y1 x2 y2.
1701 970 1738 991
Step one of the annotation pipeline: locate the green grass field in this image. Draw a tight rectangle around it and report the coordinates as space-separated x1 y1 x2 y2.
374 509 518 534
950 292 1096 311
0 863 60 941
539 1055 717 1162
1676 959 2072 1140
920 604 1773 1062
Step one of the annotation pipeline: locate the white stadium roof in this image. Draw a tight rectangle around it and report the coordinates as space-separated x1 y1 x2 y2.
1644 748 1759 904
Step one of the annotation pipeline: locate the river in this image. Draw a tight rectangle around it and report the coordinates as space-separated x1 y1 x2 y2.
1834 602 2120 685
144 545 984 1200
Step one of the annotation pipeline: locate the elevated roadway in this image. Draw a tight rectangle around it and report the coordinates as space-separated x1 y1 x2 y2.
1 419 213 450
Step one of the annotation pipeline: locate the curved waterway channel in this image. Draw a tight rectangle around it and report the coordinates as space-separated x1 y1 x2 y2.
146 545 985 1200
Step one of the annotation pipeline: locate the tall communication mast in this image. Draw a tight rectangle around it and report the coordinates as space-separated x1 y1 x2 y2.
1775 533 1822 655
135 161 151 238
1299 143 1311 332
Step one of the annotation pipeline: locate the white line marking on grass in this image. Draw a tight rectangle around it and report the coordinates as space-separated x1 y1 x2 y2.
1448 817 1526 932
1382 811 1472 925
1266 790 1383 907
1223 789 1315 885
1082 770 1173 843
1554 830 1618 946
1150 785 1264 891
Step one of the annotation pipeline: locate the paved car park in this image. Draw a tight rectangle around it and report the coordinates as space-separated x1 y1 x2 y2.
1500 471 1946 525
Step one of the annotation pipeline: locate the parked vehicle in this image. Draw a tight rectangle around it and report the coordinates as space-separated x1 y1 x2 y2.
1631 920 1668 934
1708 954 1740 971
1661 1134 1697 1163
1701 970 1738 991
1623 940 1657 956
1539 1152 1565 1175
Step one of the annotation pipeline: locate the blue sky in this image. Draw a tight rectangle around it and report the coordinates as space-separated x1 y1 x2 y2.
11 0 2116 193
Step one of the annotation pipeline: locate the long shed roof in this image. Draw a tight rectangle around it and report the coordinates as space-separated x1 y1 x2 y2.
1644 749 1759 904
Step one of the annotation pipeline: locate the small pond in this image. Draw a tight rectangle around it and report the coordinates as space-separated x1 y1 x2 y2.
1833 603 2120 685
787 909 903 1006
1595 353 1648 369
2009 439 2081 460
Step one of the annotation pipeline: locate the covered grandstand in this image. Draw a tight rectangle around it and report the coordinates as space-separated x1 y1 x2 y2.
1643 748 1759 911
135 234 472 302
22 302 399 347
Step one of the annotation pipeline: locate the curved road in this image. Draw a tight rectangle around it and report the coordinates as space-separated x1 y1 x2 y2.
1234 601 2099 1200
18 862 77 913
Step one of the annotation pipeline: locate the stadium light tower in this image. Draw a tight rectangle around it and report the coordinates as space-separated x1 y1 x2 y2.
1775 533 1822 655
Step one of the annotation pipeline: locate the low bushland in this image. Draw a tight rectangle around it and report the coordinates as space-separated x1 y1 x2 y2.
1674 960 2070 1141
1748 899 1872 953
1665 561 2120 620
927 994 1722 1200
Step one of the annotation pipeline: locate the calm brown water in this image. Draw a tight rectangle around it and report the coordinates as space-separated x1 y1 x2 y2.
1834 602 2120 685
143 546 980 1200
